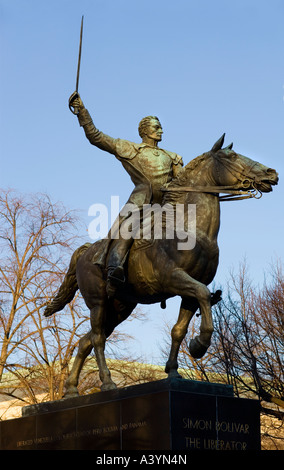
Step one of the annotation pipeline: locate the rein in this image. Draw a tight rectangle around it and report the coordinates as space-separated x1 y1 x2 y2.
161 183 263 202
162 154 263 202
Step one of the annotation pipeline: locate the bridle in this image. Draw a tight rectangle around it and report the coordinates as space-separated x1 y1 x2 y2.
161 153 263 202
161 182 262 202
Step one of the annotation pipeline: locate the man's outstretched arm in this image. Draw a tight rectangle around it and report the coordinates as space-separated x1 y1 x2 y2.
69 92 118 155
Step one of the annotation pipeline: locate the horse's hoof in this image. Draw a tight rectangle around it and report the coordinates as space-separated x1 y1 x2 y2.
211 290 222 306
189 337 209 359
63 388 79 398
167 370 182 379
101 381 117 392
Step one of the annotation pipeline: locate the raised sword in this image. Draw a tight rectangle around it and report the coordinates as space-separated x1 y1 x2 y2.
69 15 84 115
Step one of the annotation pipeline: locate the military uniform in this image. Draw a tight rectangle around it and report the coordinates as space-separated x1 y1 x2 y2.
77 106 183 291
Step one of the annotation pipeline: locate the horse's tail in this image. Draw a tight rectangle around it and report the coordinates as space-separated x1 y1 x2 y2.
44 242 91 317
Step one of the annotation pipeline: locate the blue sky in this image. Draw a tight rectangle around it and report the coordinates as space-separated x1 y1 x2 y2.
1 0 284 363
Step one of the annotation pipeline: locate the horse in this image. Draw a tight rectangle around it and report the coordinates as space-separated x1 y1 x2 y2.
44 134 278 396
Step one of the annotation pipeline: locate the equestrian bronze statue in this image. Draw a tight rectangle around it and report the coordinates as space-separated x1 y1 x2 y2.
44 119 278 395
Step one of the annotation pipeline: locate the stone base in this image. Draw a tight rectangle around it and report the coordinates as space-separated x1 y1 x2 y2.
0 378 261 450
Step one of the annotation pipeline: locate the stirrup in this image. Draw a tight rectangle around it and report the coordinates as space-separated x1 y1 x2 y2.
106 281 117 299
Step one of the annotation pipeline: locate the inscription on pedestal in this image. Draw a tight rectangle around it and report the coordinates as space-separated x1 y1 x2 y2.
0 379 261 450
171 392 260 450
183 418 250 450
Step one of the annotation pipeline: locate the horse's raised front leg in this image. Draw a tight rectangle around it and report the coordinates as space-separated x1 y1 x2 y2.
166 268 214 359
64 330 93 397
165 297 199 378
189 289 222 358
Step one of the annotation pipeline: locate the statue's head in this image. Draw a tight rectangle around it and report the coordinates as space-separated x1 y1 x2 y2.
138 116 163 142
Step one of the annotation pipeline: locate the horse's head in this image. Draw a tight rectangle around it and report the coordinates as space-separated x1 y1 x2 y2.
210 134 279 194
163 134 278 205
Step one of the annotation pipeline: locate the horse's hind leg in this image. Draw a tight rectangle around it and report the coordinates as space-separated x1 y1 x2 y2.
90 299 117 391
64 330 93 397
91 299 137 391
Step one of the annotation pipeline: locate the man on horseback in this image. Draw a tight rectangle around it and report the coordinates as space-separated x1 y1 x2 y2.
69 92 183 297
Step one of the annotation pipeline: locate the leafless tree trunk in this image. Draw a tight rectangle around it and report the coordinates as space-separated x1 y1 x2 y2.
0 189 89 403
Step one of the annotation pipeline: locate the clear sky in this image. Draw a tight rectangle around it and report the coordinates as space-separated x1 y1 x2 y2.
1 0 284 364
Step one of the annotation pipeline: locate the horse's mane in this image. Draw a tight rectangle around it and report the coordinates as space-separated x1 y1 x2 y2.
161 153 209 205
168 153 208 188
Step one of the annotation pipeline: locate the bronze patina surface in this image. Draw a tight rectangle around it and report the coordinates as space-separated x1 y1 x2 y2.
43 18 278 395
45 112 278 394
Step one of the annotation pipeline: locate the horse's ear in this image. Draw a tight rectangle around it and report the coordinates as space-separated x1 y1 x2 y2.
224 142 233 150
211 133 225 152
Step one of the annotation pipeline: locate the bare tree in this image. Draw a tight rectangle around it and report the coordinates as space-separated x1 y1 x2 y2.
212 262 284 405
0 189 90 403
170 260 284 449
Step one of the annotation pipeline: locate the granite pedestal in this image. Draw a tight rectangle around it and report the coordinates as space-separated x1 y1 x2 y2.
0 378 261 450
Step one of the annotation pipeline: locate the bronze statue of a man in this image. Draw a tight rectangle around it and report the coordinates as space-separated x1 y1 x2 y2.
69 92 183 296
